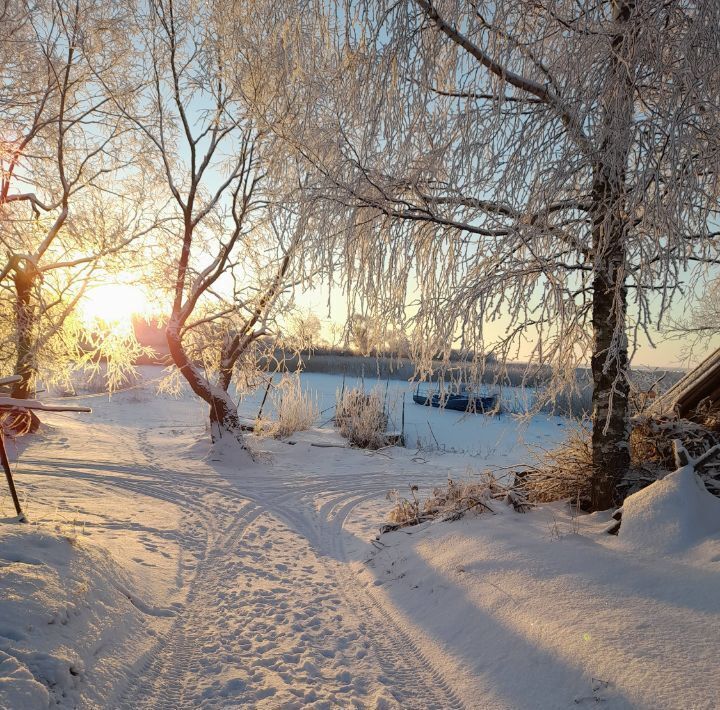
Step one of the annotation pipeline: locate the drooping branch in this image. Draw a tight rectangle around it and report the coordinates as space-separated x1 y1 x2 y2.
413 0 592 153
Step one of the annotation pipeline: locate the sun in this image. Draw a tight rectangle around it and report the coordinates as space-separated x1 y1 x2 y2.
81 283 151 332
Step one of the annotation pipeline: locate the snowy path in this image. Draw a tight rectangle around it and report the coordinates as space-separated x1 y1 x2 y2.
6 391 719 709
15 406 470 709
118 428 465 709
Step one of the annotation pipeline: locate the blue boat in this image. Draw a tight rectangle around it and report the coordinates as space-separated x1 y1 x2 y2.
412 383 498 413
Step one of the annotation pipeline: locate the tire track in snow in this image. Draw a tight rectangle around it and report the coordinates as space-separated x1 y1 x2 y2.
114 430 384 708
117 501 267 710
262 491 467 709
117 428 268 709
171 468 467 708
327 497 467 709
30 423 467 707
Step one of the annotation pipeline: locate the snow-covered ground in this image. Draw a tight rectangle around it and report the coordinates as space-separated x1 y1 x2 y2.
145 366 569 456
1 378 719 709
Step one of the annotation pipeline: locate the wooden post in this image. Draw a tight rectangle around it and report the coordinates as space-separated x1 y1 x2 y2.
0 387 90 523
256 377 274 423
0 432 25 521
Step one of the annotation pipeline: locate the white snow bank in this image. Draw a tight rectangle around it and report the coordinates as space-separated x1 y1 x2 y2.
0 523 159 709
0 650 49 708
619 466 720 555
364 498 720 708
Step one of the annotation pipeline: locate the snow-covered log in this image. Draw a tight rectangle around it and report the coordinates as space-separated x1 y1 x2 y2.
0 397 91 413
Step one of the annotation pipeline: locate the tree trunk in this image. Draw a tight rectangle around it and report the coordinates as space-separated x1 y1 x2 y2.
588 0 636 510
589 238 630 510
217 334 237 394
165 323 247 447
10 269 41 433
11 269 37 400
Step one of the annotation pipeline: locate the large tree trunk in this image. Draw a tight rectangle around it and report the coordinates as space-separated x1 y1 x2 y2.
166 322 247 447
588 0 636 510
589 235 630 510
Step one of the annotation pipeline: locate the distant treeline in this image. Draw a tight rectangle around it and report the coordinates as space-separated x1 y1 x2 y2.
277 348 683 384
275 350 535 385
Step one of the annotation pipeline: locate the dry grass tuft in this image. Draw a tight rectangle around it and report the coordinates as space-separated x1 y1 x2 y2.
267 374 319 438
335 387 389 449
516 423 594 506
385 472 529 531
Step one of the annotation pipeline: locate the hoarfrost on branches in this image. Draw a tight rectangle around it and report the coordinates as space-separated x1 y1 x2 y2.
241 0 720 507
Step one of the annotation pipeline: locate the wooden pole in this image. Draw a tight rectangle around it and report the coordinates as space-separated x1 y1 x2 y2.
256 377 274 423
0 432 25 521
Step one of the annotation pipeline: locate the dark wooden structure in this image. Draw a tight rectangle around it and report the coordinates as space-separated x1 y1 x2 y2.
652 348 720 418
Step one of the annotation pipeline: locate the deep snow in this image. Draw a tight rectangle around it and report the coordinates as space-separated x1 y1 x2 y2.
0 377 718 709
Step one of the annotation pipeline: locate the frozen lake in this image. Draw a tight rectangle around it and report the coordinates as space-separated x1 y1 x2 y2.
90 367 568 459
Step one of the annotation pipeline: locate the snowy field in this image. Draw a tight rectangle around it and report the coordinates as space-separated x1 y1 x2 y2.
131 366 570 457
0 377 719 709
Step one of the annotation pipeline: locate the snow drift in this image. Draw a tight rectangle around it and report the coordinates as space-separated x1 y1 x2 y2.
0 524 162 709
619 465 720 555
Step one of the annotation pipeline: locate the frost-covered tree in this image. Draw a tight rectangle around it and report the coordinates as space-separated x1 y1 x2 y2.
0 187 158 402
115 0 309 446
0 0 152 405
347 314 373 355
245 0 720 509
287 312 323 351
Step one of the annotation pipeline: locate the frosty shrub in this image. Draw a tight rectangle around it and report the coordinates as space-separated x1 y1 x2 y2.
335 387 388 449
517 423 594 507
385 472 528 531
268 374 318 438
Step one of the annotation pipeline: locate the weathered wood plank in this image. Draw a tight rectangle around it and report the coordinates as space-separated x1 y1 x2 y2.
652 347 720 417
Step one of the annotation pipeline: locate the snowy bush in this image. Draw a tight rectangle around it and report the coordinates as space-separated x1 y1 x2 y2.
335 387 388 449
267 374 318 438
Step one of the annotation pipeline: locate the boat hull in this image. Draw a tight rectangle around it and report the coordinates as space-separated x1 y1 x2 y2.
412 392 497 413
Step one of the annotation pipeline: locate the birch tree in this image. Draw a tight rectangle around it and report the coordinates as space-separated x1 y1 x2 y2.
247 0 720 508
